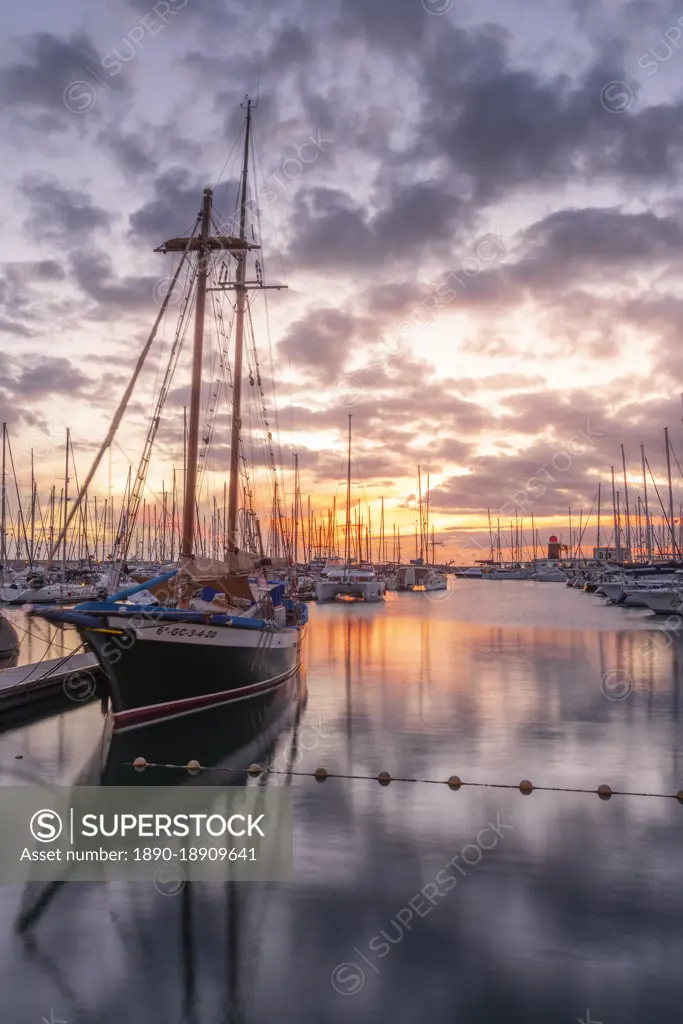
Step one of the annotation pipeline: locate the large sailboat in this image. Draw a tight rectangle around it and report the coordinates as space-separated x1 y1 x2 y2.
35 100 307 730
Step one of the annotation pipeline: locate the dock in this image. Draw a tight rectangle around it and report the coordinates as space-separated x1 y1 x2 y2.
0 652 102 714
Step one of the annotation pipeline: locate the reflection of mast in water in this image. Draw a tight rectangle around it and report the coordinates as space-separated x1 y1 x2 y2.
225 882 241 1024
181 882 197 1023
672 635 681 783
14 679 305 1021
345 616 352 766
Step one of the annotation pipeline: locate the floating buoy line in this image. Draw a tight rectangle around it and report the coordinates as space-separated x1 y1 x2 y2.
127 759 683 802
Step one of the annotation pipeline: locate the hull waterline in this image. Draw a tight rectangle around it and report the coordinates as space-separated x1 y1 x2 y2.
80 617 306 730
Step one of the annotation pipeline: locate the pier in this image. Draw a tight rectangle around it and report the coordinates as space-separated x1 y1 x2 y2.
0 651 101 715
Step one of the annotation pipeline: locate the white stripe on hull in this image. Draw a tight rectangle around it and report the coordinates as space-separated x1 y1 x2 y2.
107 617 304 649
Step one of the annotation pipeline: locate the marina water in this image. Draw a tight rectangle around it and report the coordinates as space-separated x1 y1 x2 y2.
1 581 682 1022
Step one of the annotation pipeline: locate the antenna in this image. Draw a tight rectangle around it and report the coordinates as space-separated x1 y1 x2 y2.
241 86 259 111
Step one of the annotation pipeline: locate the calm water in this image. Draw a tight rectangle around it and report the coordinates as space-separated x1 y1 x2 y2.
1 581 683 1022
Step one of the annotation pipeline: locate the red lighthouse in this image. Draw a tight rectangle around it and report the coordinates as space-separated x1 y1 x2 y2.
547 535 561 560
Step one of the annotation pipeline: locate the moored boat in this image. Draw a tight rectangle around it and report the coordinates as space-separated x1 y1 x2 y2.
33 100 307 729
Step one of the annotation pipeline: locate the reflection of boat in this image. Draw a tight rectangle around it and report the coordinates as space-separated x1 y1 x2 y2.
0 610 19 665
100 671 307 786
14 671 307 1023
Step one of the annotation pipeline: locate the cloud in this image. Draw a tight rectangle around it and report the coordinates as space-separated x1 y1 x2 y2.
21 179 112 241
0 31 127 132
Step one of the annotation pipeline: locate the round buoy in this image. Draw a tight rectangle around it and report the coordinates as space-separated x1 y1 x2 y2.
377 772 392 786
519 779 533 793
186 760 201 775
133 757 147 772
314 767 328 782
677 791 683 804
597 784 612 800
447 775 462 790
247 763 262 776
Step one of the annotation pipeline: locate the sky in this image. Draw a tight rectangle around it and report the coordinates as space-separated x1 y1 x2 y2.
2 0 683 562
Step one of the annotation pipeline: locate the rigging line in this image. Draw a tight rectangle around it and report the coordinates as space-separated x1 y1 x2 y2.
5 434 30 562
245 300 279 512
147 252 178 419
196 289 235 499
8 636 88 689
252 131 290 518
669 439 683 481
68 436 92 563
46 215 202 569
212 126 245 201
7 617 75 652
113 271 197 571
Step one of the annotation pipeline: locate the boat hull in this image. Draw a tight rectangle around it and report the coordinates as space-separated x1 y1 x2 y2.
83 617 306 730
314 581 385 601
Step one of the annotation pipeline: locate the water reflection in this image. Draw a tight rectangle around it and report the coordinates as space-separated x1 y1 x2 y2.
1 586 683 1022
2 607 80 667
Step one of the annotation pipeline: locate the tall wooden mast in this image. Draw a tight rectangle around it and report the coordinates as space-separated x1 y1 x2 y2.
226 98 253 552
345 415 352 572
181 188 213 559
0 423 6 565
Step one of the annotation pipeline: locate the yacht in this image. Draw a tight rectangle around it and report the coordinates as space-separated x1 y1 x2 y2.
530 567 567 583
642 588 683 615
483 564 531 580
314 560 385 602
388 565 448 591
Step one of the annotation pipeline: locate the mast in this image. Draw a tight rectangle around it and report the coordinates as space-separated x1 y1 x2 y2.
29 449 35 568
380 497 385 564
62 428 70 577
641 443 652 560
568 507 572 561
293 454 299 563
665 426 677 559
610 465 621 565
596 482 601 555
425 472 430 563
0 423 6 565
417 466 423 560
621 443 632 561
227 98 253 552
180 188 212 559
345 415 352 573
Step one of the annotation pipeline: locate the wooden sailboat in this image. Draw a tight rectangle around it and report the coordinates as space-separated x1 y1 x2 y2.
34 100 307 730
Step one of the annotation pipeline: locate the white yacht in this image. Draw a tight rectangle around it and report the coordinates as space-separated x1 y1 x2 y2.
530 567 567 582
389 565 448 592
642 588 683 615
314 560 385 602
599 575 680 607
483 564 531 580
